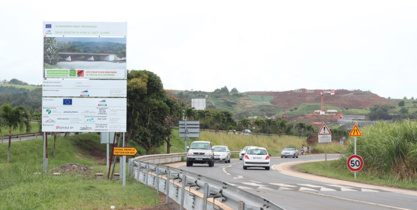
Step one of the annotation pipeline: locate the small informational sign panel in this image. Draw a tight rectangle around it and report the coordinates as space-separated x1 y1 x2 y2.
113 147 137 156
100 132 115 144
42 98 126 132
191 99 206 110
347 155 364 172
349 125 362 137
179 121 200 138
43 79 127 97
318 123 332 143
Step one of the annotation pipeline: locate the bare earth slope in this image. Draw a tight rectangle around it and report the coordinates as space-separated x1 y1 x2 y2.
248 89 394 109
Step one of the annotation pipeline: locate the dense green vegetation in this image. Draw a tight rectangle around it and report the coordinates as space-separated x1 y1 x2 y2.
295 120 417 190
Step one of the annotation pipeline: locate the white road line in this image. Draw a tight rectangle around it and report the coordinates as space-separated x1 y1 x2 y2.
301 190 411 210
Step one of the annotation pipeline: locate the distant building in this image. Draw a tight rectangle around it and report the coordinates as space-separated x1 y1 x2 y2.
191 98 206 110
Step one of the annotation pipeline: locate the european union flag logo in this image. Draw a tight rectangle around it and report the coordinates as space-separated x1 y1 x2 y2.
46 24 52 28
63 99 72 105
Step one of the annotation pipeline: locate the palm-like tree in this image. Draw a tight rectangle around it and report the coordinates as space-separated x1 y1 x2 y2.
254 118 265 137
239 118 251 131
295 122 306 137
264 118 277 135
0 104 31 162
211 111 224 133
277 119 287 137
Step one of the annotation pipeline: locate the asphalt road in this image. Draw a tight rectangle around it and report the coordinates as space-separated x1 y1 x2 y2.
178 155 417 210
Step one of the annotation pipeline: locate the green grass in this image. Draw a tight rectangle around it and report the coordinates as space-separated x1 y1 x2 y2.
0 133 162 209
295 160 417 190
247 95 274 105
281 103 340 116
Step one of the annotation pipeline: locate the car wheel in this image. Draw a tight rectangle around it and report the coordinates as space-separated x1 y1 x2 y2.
265 167 270 170
293 154 295 158
186 161 192 167
296 155 299 158
209 160 214 167
243 166 247 170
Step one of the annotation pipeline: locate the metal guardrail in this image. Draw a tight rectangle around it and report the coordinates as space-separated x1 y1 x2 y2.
0 132 43 142
129 153 284 210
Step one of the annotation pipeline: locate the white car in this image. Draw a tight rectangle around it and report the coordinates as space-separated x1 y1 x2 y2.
239 146 256 160
212 145 231 163
186 141 214 167
243 147 271 170
281 147 299 158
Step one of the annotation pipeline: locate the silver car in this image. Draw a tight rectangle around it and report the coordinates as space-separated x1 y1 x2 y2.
212 145 231 163
239 146 256 160
281 147 299 158
243 147 271 170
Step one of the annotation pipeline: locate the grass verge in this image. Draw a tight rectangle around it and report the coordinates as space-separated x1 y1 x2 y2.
0 133 163 209
294 160 417 190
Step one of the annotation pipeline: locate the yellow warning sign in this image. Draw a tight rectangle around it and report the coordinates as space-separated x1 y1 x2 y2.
113 147 138 156
349 125 362 137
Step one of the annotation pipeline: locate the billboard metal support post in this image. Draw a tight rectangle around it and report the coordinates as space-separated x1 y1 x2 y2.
123 133 126 186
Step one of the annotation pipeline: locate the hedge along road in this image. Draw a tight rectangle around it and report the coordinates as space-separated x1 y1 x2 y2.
177 154 417 210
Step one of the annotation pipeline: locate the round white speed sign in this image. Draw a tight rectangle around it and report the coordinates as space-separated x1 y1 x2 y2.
347 155 364 172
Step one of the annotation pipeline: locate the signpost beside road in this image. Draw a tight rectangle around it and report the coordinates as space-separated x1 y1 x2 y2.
349 124 362 179
318 123 332 169
347 155 364 172
179 120 200 152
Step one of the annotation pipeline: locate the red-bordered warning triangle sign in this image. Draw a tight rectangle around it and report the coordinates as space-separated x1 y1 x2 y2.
349 125 362 137
318 123 331 135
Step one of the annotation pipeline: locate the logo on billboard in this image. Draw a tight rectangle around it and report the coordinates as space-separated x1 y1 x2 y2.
45 118 55 123
86 118 95 122
80 90 90 97
80 126 93 131
45 24 52 28
77 70 84 77
98 100 108 107
46 109 52 114
63 99 73 105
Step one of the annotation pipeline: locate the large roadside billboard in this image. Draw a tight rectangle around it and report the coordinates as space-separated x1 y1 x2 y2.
42 98 126 132
43 22 127 80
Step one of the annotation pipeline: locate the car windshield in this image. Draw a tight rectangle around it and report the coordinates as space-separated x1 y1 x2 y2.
283 148 295 151
213 147 226 152
247 149 267 155
190 143 210 150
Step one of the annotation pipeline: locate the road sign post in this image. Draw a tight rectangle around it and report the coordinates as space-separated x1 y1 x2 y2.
349 125 362 179
347 154 364 179
318 123 332 169
179 120 200 152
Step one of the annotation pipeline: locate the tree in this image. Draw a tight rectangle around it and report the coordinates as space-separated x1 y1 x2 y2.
163 96 182 154
399 100 405 107
369 105 392 120
253 118 265 137
264 118 277 135
8 79 28 85
295 122 306 137
239 118 251 131
230 88 239 93
44 37 60 65
126 70 170 155
0 104 31 162
211 111 225 133
276 119 287 137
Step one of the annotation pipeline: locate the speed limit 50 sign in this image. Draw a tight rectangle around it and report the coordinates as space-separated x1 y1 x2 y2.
347 155 364 172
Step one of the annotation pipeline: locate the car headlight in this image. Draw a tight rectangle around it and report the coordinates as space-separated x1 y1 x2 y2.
187 152 193 156
220 154 227 158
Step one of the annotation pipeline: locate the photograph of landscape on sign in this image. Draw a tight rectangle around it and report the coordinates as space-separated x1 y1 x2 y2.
43 37 126 79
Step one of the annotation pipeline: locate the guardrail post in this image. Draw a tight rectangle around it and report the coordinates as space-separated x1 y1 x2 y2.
180 174 186 210
203 183 209 210
19 135 21 141
156 167 160 195
238 201 246 210
166 170 171 204
145 163 149 186
136 162 140 183
128 158 131 176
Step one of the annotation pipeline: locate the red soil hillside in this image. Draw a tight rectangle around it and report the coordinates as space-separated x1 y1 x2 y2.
249 89 394 109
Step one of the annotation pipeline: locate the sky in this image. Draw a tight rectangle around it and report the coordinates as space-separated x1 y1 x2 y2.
1 0 417 99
